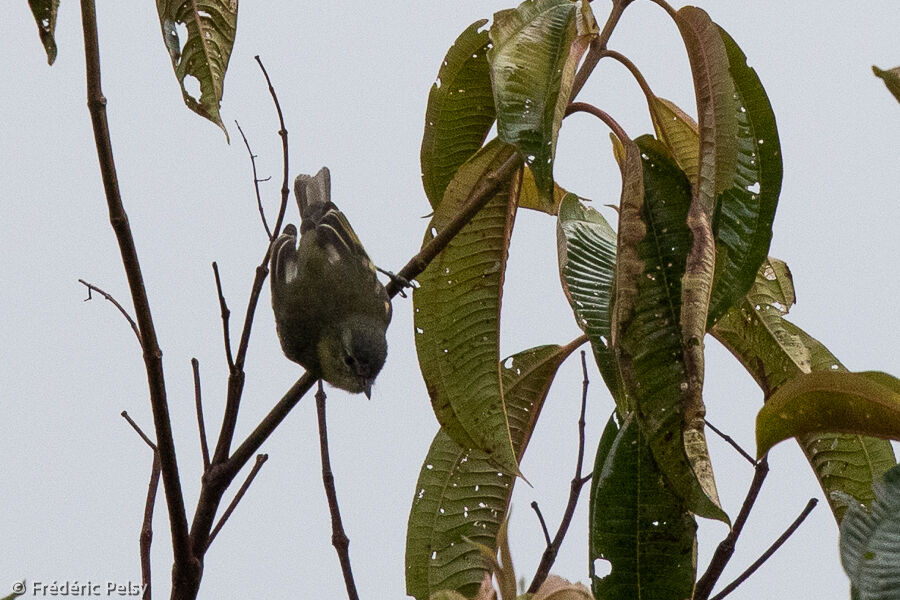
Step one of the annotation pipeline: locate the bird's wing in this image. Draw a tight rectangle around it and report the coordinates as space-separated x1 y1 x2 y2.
271 224 299 287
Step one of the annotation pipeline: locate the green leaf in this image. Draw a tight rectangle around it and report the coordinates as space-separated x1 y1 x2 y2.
650 97 699 183
673 10 740 524
756 371 900 456
589 413 698 600
156 0 237 139
556 194 620 400
422 20 497 208
840 464 900 599
872 65 900 104
519 166 572 214
406 342 581 600
707 25 782 326
414 140 521 474
714 259 897 520
615 136 726 522
488 0 597 202
28 0 59 65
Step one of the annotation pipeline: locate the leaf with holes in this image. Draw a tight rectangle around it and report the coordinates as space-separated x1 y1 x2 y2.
589 413 697 600
422 19 497 208
556 193 620 400
615 136 726 521
156 0 238 139
405 342 581 600
28 0 59 65
714 259 896 520
414 140 521 474
488 0 597 203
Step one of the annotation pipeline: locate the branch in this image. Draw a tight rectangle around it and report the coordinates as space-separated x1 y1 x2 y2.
527 351 592 593
569 0 633 102
530 501 552 546
694 457 769 600
254 55 291 242
316 382 360 600
705 419 755 466
565 102 631 144
235 119 272 239
120 411 159 600
192 358 210 472
79 0 192 585
206 454 269 550
211 262 235 370
78 279 141 344
709 498 819 600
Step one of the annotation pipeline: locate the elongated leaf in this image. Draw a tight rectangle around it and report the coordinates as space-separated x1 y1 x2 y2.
706 25 782 326
406 342 581 600
556 194 620 400
840 463 900 599
615 136 725 521
651 97 699 182
422 20 497 208
414 140 522 474
156 0 237 139
873 65 900 104
590 414 697 599
520 166 572 214
488 0 597 202
28 0 59 65
714 259 897 520
757 371 900 456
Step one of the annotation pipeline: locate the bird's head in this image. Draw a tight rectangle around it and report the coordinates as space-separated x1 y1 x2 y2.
317 316 388 398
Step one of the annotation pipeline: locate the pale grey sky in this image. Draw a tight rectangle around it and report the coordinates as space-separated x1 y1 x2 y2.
2 2 898 599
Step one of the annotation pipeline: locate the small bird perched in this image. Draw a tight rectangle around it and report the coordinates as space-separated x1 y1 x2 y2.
270 167 392 397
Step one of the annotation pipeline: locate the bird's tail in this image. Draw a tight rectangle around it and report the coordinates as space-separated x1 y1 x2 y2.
295 167 332 232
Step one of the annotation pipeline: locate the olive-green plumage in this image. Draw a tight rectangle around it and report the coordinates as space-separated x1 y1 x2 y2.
271 167 391 397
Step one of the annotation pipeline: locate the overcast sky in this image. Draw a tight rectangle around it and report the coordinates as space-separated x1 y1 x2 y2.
2 2 898 599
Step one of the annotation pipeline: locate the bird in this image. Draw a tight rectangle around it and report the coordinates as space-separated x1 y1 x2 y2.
270 166 392 397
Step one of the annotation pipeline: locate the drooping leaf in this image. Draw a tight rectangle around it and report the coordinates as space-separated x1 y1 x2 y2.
756 371 900 456
872 65 900 104
556 194 620 400
650 97 699 183
519 166 572 214
714 259 897 520
590 413 697 599
488 0 597 202
422 20 497 208
840 464 900 599
414 140 521 474
615 136 726 522
406 342 582 600
156 0 238 139
28 0 59 65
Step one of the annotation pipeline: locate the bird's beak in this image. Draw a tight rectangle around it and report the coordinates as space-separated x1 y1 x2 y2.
363 382 373 400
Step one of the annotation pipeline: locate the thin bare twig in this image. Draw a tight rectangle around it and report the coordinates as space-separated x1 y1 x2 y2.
211 262 235 370
206 454 269 549
316 382 360 600
565 102 631 144
235 120 273 239
192 358 210 472
79 0 192 585
140 454 161 600
528 351 592 593
78 279 142 344
709 498 819 600
705 419 756 466
694 457 769 600
121 411 157 451
530 502 552 546
253 55 291 242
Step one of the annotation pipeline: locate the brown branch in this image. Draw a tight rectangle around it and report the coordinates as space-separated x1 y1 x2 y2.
192 358 210 472
235 119 272 239
528 351 592 593
206 454 269 550
78 279 141 344
211 262 235 370
254 55 291 242
79 0 192 588
530 501 552 546
694 457 769 600
709 498 819 600
316 382 360 600
569 0 633 102
565 102 631 144
647 0 678 20
120 411 159 600
705 419 755 466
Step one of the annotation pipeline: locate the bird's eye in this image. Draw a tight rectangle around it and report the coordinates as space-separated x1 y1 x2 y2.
344 355 356 367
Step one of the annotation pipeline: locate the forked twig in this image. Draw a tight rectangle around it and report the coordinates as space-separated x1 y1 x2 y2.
120 411 159 600
78 279 141 344
235 119 273 239
206 454 269 550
